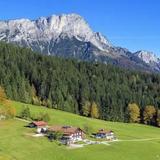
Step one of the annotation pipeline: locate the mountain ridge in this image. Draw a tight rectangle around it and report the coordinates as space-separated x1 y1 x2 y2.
0 13 159 72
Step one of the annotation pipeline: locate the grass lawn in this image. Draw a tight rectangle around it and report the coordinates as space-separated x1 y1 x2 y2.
0 101 160 160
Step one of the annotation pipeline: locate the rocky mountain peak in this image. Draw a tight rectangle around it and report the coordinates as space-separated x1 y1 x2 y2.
134 50 159 64
0 13 111 51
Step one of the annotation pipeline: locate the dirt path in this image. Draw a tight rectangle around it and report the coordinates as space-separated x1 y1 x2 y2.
68 144 84 149
117 138 160 142
14 117 31 123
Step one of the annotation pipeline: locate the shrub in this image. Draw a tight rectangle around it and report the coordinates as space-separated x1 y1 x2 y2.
34 112 51 122
19 106 31 120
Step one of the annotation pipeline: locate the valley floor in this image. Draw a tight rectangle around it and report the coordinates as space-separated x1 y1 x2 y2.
0 101 160 160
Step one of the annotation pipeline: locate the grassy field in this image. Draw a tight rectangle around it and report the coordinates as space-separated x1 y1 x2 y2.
0 101 160 160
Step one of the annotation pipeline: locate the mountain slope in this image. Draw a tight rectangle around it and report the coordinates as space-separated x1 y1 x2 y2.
1 42 160 123
0 13 159 72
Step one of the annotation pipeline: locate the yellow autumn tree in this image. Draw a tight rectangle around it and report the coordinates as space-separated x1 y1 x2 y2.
0 86 7 103
0 86 16 119
143 105 156 125
31 85 41 105
90 102 99 119
156 110 160 127
82 101 91 117
127 103 140 123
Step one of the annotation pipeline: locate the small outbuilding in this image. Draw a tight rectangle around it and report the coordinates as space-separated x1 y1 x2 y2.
93 129 116 140
28 121 48 134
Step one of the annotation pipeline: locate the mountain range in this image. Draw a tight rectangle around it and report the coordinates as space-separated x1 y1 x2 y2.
0 13 159 72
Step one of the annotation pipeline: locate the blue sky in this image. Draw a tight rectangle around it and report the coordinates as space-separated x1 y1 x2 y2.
0 0 160 55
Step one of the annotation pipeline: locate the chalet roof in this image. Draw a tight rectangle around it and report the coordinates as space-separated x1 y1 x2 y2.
97 129 113 134
48 126 83 135
32 121 48 127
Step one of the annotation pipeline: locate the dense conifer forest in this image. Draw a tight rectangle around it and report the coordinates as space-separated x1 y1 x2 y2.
0 42 160 126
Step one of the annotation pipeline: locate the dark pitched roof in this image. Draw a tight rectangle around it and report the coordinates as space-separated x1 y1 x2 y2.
48 125 84 135
32 121 48 127
97 129 113 134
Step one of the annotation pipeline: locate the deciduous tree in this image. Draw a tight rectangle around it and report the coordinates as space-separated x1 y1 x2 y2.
90 102 99 119
0 86 16 118
156 110 160 127
143 105 156 125
127 103 140 123
82 101 91 117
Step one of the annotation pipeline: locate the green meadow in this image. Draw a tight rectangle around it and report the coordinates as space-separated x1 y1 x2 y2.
0 101 160 160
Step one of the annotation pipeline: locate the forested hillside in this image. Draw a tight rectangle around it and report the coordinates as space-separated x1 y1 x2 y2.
0 42 160 126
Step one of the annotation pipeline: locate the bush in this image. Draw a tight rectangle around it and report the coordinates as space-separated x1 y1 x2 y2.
83 124 93 134
19 106 31 120
47 131 63 141
42 113 51 122
34 112 51 122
